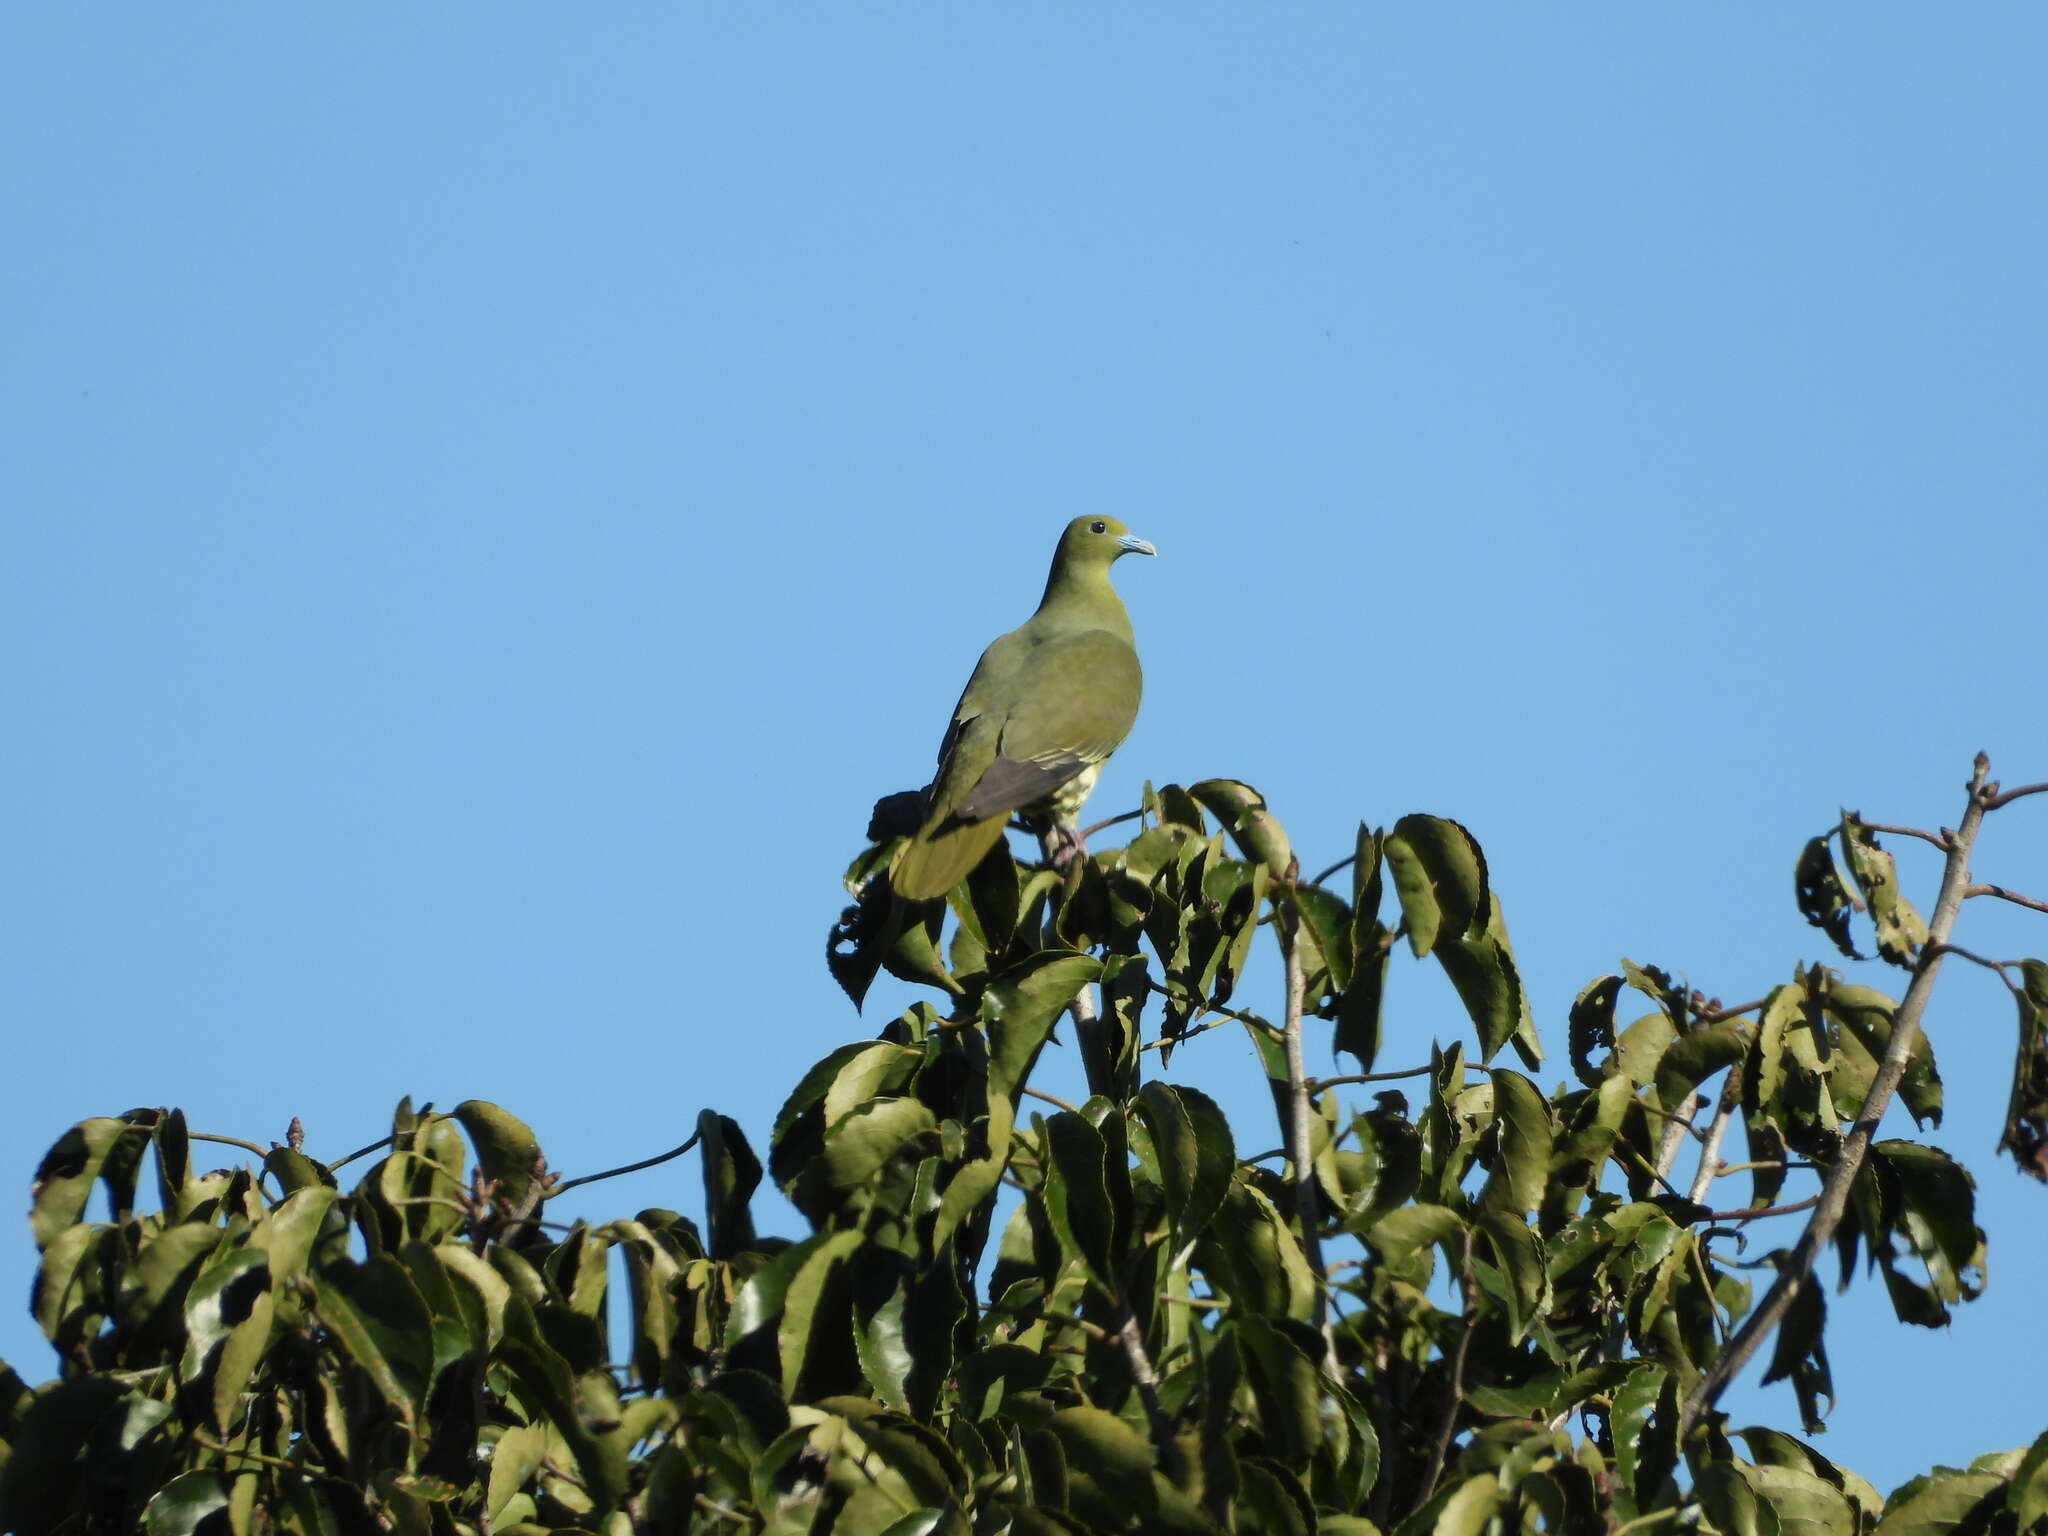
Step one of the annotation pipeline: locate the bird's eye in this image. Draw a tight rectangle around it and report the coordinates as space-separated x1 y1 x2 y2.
1090 520 1107 534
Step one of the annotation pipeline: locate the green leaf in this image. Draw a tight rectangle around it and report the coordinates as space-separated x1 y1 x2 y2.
0 1376 130 1533
251 1185 339 1286
1611 1363 1675 1503
1795 836 1861 960
1839 814 1929 967
452 1101 543 1208
1750 1464 1857 1536
1336 828 1391 1069
141 1470 231 1536
983 954 1102 1097
699 1110 762 1260
1293 882 1355 1004
2008 1428 2048 1531
1383 814 1487 957
820 1098 940 1192
1873 1472 2004 1536
1337 1108 1422 1231
123 1221 222 1353
1238 1456 1317 1536
1998 959 2048 1181
776 1231 866 1401
1698 1463 1781 1536
1826 983 1941 1128
1481 1070 1552 1218
1568 975 1623 1088
1132 1082 1235 1248
486 1422 549 1523
314 1254 435 1425
1653 1020 1749 1116
178 1246 273 1432
1039 1112 1116 1286
1049 1406 1158 1529
1188 778 1293 877
1873 1141 1984 1304
1760 1274 1833 1434
1476 1207 1547 1343
29 1118 145 1250
1235 1317 1324 1467
1357 1201 1463 1262
1435 890 1537 1064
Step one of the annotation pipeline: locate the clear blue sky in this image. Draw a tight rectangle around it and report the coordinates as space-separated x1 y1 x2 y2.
6 6 2045 1479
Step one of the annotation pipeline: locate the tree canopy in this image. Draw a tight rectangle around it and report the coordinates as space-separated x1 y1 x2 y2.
4 758 2046 1535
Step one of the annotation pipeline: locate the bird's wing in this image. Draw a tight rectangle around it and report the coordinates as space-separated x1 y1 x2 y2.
950 629 1141 823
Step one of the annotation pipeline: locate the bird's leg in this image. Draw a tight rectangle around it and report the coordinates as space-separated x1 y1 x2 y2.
1047 815 1087 872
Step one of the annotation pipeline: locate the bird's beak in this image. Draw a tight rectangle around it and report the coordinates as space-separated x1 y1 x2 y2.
1118 535 1157 557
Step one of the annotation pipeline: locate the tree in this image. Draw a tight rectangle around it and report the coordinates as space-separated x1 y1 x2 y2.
4 757 2047 1535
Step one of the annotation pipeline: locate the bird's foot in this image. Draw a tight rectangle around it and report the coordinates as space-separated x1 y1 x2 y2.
1049 823 1088 873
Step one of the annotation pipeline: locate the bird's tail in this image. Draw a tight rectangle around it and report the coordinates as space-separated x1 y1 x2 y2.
889 815 1009 901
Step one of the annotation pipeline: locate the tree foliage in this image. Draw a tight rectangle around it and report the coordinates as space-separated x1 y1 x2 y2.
6 761 2048 1535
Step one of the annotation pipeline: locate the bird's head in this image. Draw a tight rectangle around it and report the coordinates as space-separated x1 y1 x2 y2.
1057 514 1157 567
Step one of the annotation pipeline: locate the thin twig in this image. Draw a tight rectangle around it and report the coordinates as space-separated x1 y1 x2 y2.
1926 943 2024 991
1115 1301 1177 1459
1855 820 1949 851
1309 854 1357 888
1680 754 1994 1435
1022 1085 1083 1115
1987 780 2048 810
1701 1194 1823 1224
1694 997 1768 1024
1081 807 1145 839
1964 883 2048 917
1713 1160 1817 1178
328 1134 394 1172
188 1132 273 1160
545 1130 703 1199
1139 999 1280 1054
1310 1066 1434 1090
1423 1228 1479 1493
1041 822 1115 1093
1278 897 1339 1373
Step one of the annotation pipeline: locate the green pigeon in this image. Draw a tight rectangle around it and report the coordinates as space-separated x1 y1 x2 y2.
889 515 1156 901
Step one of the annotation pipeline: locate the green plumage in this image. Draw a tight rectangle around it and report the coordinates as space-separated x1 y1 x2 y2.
890 515 1155 901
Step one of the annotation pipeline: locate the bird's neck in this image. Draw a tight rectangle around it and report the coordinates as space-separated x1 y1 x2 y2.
1033 562 1132 641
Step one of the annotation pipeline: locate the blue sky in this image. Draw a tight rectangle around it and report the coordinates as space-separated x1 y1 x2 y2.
6 6 2045 1478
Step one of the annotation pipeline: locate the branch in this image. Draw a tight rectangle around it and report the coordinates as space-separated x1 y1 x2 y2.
1680 754 1994 1435
1309 1066 1434 1090
1115 1301 1177 1460
1687 1067 1745 1206
544 1129 703 1199
1964 882 2048 917
1653 1093 1705 1181
1987 780 2048 810
1278 897 1339 1372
